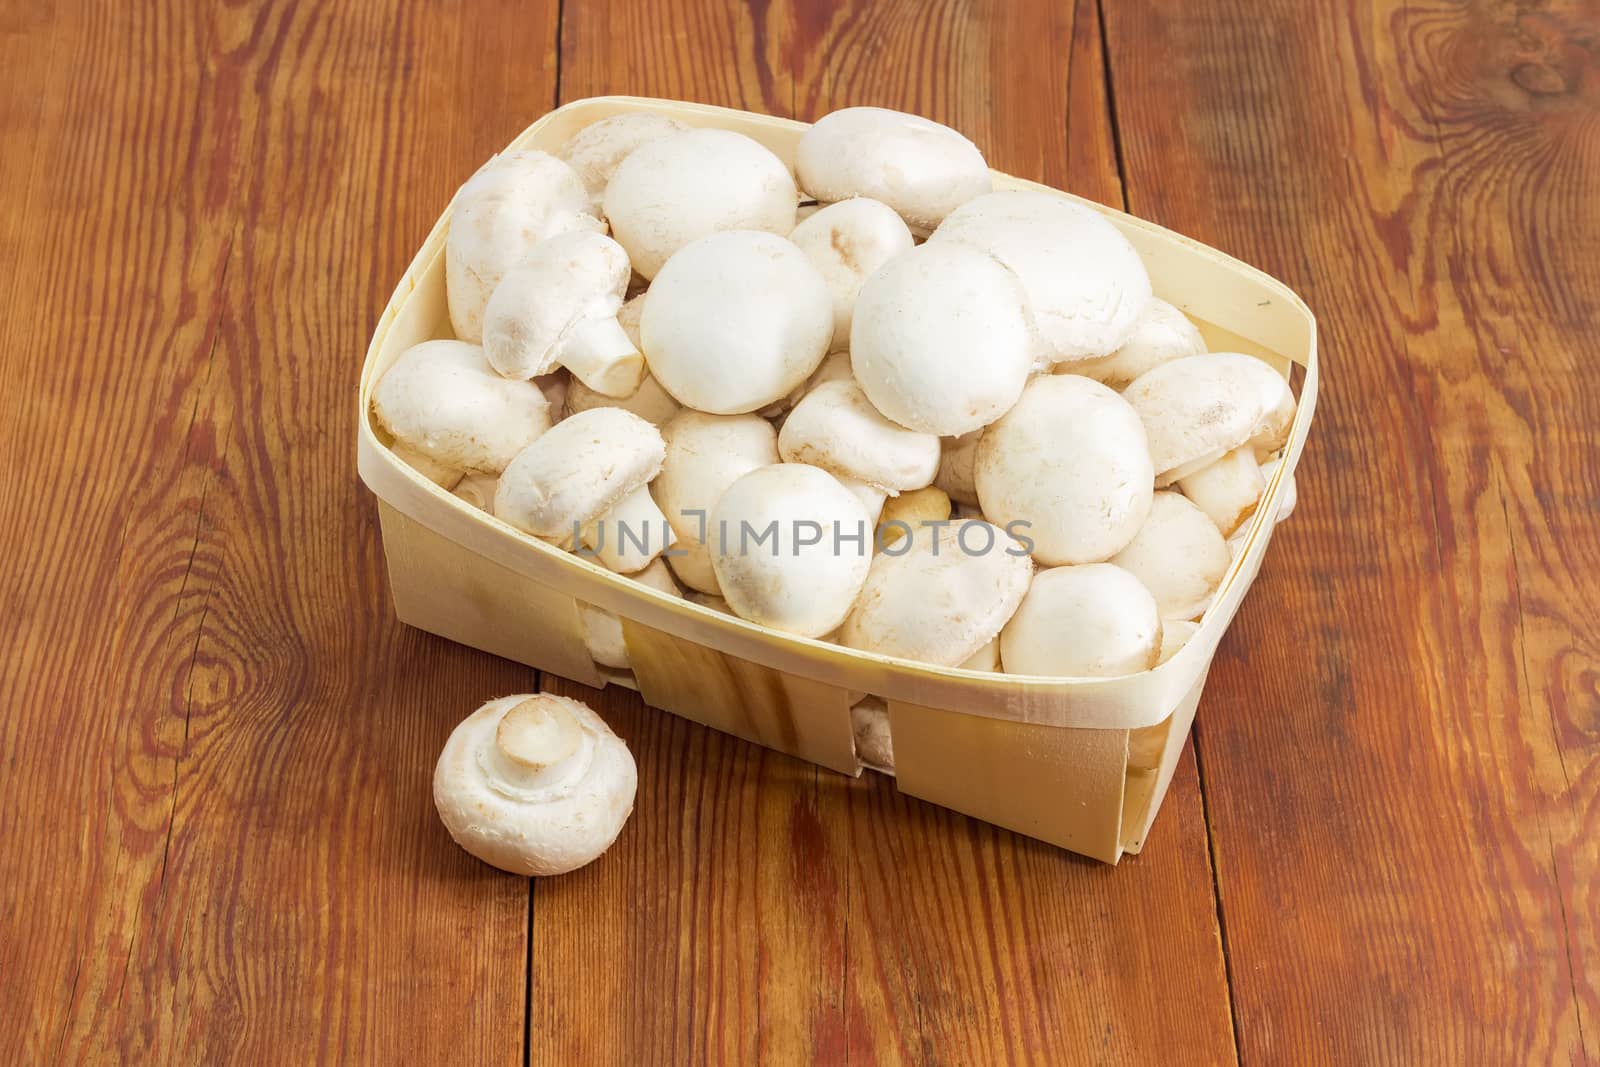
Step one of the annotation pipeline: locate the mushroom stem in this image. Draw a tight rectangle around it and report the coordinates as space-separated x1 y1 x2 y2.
581 483 676 573
487 697 590 793
559 316 645 398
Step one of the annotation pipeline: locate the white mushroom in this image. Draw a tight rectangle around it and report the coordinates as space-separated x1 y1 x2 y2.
877 486 951 549
1000 564 1162 677
495 408 674 572
433 694 636 876
1109 492 1230 621
851 696 894 771
1123 354 1296 537
603 128 797 279
933 430 983 507
766 350 853 426
795 107 991 233
446 151 602 342
564 372 681 426
373 340 552 483
557 111 687 209
482 231 644 396
1158 619 1201 665
930 190 1153 364
850 241 1033 435
641 230 833 414
788 198 914 341
960 637 1001 672
708 464 872 637
578 557 682 670
778 379 940 499
1070 298 1208 388
652 411 779 595
840 520 1032 668
452 471 499 514
974 375 1154 566
1261 455 1298 522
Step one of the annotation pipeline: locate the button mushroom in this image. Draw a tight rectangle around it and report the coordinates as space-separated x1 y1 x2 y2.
1000 564 1163 677
578 557 683 670
640 230 833 415
445 151 602 343
433 694 636 876
651 411 780 595
877 486 952 549
481 230 644 397
452 471 499 514
1109 491 1231 621
974 374 1154 566
372 340 553 487
1070 297 1208 389
851 696 894 771
1122 353 1296 535
850 241 1033 436
777 379 941 507
930 190 1153 365
556 111 687 209
603 128 798 279
788 198 914 342
795 107 991 233
933 430 983 507
708 463 872 638
494 407 674 573
561 292 682 424
839 520 1033 668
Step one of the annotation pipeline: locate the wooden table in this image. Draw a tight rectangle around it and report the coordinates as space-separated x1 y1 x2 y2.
3 0 1594 1061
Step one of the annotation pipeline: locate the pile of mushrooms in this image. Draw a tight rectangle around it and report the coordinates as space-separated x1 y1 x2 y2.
379 106 1300 872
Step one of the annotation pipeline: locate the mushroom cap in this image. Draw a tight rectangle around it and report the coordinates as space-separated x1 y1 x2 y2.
640 230 834 414
1070 298 1207 388
778 379 940 492
482 230 632 380
1000 564 1162 677
1123 353 1297 483
851 696 894 770
557 111 687 207
974 374 1154 566
795 107 991 232
788 198 914 340
603 128 798 279
840 520 1033 667
652 411 780 594
433 694 636 876
564 370 682 426
708 463 873 637
878 485 952 548
931 190 1153 363
1109 492 1230 621
849 241 1034 436
578 558 682 669
373 340 553 476
446 151 602 342
495 407 665 542
1157 619 1201 666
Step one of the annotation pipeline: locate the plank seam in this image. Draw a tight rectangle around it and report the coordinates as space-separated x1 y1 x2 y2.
1190 730 1244 1065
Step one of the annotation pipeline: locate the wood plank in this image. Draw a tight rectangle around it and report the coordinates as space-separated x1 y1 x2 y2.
0 0 561 1061
1103 0 1598 1061
531 1 1237 1062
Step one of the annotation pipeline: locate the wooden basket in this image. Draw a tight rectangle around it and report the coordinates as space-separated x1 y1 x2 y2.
357 97 1319 864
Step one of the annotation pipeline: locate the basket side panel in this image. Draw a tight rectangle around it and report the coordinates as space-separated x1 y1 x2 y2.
377 502 602 686
621 619 859 774
1120 666 1209 854
886 701 1129 863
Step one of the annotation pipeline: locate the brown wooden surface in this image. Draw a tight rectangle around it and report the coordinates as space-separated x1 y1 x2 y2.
1 0 1593 1063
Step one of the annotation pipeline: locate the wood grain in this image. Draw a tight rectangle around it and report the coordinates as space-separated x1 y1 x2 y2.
1104 0 1599 1061
535 1 1237 1062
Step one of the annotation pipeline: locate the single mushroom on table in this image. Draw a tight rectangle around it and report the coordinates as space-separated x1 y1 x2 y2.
788 198 914 343
578 557 683 671
1001 563 1163 677
839 520 1033 669
603 128 797 279
433 694 636 876
481 230 644 396
777 378 941 529
640 230 834 414
795 107 992 233
651 411 780 595
445 151 602 343
1109 491 1231 621
1069 297 1208 389
974 374 1154 566
372 340 553 489
930 189 1153 366
708 463 873 638
850 241 1034 436
494 407 674 573
1123 353 1296 536
556 111 687 210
